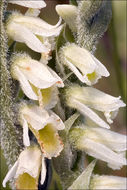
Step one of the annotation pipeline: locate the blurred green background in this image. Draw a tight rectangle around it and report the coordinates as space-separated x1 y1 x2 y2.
0 0 126 189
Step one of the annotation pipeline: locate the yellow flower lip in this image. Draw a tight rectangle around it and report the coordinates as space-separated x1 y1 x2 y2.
19 104 65 158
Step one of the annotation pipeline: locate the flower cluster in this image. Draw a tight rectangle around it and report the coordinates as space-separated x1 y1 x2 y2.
2 1 126 190
3 1 65 189
56 3 126 189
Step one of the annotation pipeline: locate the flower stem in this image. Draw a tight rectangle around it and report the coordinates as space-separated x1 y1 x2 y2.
0 0 22 168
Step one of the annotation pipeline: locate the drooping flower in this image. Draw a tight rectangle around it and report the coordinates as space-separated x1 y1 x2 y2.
69 126 127 169
6 12 63 54
9 0 46 9
59 43 109 85
11 53 64 108
89 175 127 190
56 5 77 32
19 104 65 159
3 146 46 189
66 85 125 128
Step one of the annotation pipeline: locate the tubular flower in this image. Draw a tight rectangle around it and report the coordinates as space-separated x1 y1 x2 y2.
3 146 46 189
11 53 64 108
9 0 46 9
59 43 109 85
6 12 63 53
19 104 65 159
90 175 127 190
69 126 127 170
56 5 77 32
66 86 125 128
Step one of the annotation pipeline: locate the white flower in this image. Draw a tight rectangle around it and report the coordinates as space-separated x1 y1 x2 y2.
66 86 125 128
19 104 65 159
56 5 77 32
69 126 127 169
59 43 109 85
11 53 64 107
6 12 63 53
90 175 127 190
3 146 46 189
9 0 46 9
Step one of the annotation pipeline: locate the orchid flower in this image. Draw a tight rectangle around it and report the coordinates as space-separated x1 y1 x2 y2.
11 53 64 108
59 43 109 85
3 146 46 189
69 126 127 170
6 12 63 54
19 104 65 159
66 85 125 128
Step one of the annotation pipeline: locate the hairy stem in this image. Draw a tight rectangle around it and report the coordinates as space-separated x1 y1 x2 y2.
0 0 22 168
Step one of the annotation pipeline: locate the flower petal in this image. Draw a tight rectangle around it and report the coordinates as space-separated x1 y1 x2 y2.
41 86 59 109
20 105 49 131
7 22 49 53
19 59 58 89
14 67 38 100
22 116 30 147
3 161 18 188
15 147 42 178
12 14 63 37
41 157 46 185
56 5 77 32
82 138 126 169
9 0 46 9
65 59 87 83
48 111 65 130
90 175 127 190
30 124 64 158
92 55 110 77
71 99 110 129
48 67 64 87
86 127 127 152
